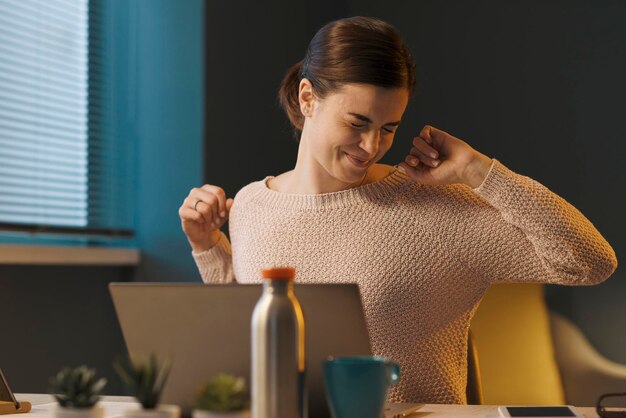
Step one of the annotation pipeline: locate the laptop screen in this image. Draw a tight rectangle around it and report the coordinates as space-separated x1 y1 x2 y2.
109 283 371 418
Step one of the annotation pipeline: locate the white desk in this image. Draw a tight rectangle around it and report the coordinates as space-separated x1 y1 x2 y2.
12 394 605 418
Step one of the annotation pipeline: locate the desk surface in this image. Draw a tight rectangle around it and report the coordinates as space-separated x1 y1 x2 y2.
14 394 605 418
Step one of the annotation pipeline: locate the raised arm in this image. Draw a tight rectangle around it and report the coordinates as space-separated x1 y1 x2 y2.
397 125 617 285
179 184 236 283
460 158 617 285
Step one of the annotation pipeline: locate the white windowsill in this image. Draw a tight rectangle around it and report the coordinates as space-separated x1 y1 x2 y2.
0 244 140 266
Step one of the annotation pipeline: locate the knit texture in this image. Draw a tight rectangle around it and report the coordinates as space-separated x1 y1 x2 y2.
192 158 617 404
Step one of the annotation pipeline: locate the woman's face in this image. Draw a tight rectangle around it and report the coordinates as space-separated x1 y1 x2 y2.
299 81 409 183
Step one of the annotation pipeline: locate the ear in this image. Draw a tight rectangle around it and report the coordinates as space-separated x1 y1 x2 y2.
298 78 316 114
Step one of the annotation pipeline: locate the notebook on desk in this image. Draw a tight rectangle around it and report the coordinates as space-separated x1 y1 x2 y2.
110 283 417 418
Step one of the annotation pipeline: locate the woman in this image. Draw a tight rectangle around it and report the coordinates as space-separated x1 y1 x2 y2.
178 16 617 404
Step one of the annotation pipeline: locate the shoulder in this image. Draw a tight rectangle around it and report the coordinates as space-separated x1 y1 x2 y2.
265 171 291 192
368 163 396 183
231 177 267 207
392 173 495 217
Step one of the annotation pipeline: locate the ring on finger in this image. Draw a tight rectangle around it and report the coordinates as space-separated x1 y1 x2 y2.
194 199 203 211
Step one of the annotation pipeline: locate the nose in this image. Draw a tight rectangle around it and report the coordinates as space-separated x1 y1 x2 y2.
359 130 380 157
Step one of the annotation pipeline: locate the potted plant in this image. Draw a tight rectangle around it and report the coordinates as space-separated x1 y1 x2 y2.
113 353 180 418
192 373 249 418
49 365 107 418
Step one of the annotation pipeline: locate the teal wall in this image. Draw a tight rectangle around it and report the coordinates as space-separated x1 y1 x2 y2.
132 0 205 283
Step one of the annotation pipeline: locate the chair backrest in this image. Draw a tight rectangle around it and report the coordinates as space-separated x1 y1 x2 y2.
550 310 626 407
466 330 484 404
470 283 565 405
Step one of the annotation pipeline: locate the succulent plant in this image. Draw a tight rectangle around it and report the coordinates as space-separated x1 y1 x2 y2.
49 365 107 408
113 353 171 409
195 373 248 413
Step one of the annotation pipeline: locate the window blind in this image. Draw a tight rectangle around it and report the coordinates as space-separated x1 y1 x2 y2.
0 0 134 243
0 0 89 228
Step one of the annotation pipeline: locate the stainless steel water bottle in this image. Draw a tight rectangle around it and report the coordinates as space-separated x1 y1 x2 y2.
251 266 307 418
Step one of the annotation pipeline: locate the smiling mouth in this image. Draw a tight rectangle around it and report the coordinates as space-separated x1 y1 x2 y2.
345 152 370 167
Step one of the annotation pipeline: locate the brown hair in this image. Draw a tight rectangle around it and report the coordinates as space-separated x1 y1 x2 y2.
277 16 416 141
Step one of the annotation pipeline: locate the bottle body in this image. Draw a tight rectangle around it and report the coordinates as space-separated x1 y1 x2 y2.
251 270 306 418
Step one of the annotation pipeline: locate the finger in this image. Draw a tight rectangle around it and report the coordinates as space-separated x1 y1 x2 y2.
225 198 234 214
184 196 202 218
184 197 211 225
409 147 441 167
188 194 217 227
206 195 220 226
419 125 433 145
397 162 419 177
412 135 439 159
405 154 421 167
421 124 447 146
423 125 450 147
187 188 207 209
184 195 205 211
192 189 220 223
179 207 205 225
201 185 227 217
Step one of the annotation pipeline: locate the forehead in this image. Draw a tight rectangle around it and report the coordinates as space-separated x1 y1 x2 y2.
325 83 408 118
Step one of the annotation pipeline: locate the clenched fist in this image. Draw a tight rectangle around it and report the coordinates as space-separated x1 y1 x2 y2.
179 184 234 253
397 125 492 188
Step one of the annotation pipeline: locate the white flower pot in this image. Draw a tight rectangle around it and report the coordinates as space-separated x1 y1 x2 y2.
121 404 181 418
192 409 250 418
53 405 104 418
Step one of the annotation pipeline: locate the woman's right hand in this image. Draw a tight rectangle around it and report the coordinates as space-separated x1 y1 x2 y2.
179 184 234 253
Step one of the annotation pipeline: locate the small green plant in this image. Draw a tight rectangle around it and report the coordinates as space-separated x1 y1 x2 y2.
195 373 248 413
113 353 171 409
49 365 107 408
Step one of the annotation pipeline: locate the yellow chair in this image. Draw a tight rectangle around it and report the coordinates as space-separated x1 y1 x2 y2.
469 283 566 405
466 330 484 404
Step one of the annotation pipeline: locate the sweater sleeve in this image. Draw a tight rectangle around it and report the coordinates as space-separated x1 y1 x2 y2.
458 158 617 285
191 230 236 283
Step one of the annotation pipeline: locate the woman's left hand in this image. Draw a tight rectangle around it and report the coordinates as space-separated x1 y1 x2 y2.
396 125 494 188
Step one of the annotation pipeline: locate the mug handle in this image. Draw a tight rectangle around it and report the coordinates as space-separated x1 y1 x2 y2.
386 361 400 385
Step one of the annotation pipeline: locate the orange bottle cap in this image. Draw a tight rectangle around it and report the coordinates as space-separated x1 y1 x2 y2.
261 267 296 280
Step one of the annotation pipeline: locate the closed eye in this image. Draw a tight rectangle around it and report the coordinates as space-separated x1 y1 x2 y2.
351 123 395 134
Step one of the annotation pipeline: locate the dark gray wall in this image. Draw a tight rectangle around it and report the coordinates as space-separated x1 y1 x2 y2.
0 266 131 394
206 0 626 363
203 0 350 196
349 0 626 364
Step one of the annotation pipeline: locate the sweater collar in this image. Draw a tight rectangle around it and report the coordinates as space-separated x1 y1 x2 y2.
251 166 412 210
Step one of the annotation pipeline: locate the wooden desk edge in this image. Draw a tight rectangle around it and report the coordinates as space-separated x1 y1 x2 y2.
14 394 607 418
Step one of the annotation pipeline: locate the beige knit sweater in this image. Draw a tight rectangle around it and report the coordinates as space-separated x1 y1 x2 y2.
192 158 617 404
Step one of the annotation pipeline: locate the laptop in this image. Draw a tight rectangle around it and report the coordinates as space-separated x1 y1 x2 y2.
109 283 422 418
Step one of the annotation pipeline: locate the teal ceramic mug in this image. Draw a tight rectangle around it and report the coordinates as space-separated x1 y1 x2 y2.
324 356 400 418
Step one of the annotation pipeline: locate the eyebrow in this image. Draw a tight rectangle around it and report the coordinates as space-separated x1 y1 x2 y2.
348 112 401 126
